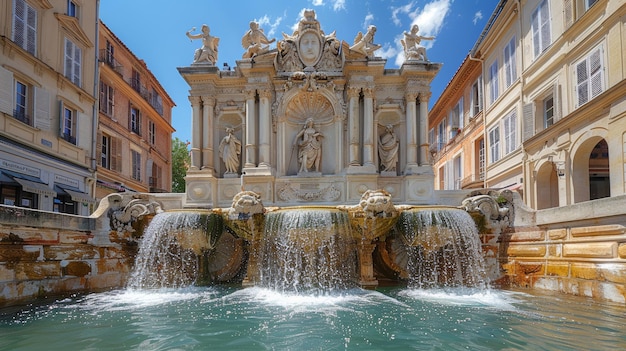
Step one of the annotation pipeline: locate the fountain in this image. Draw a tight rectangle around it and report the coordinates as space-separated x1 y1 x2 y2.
2 9 626 350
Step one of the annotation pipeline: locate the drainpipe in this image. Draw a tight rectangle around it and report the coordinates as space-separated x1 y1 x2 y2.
90 0 101 210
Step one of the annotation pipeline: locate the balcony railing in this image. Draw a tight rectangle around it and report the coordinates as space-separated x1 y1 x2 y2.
13 109 32 126
99 49 124 76
61 133 76 145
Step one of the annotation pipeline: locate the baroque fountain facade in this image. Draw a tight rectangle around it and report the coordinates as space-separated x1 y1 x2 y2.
2 10 626 306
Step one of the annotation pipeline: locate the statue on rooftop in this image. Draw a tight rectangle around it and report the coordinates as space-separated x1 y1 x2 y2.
186 24 219 64
241 21 275 59
350 25 381 57
401 24 435 62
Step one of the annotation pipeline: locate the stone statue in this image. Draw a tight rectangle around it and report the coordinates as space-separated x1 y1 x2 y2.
293 118 323 173
401 24 434 61
241 21 275 59
219 127 241 174
378 125 399 172
186 24 219 64
350 25 381 57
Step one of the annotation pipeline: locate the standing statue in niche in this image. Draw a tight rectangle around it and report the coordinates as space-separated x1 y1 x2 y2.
350 25 382 57
219 127 241 174
241 21 275 59
186 24 219 64
378 125 399 172
293 118 323 173
401 24 435 61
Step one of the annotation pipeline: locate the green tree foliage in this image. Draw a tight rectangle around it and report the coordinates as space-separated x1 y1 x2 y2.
171 137 190 193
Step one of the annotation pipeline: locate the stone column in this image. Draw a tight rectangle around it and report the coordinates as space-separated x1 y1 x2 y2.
347 87 361 166
357 241 378 288
244 90 257 168
362 87 375 168
189 96 202 170
418 92 431 166
258 90 272 168
405 92 418 170
201 96 215 171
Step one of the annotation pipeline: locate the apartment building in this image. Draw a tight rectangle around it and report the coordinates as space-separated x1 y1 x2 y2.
430 0 625 209
96 22 175 199
0 0 98 215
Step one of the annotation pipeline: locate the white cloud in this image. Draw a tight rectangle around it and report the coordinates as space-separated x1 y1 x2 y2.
363 13 375 29
254 14 283 38
312 0 324 6
332 0 346 11
391 2 416 27
473 11 483 25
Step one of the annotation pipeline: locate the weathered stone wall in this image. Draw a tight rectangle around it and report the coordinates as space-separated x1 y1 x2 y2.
495 195 626 304
0 205 136 307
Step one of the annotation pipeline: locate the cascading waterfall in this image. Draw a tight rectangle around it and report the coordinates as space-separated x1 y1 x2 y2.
257 208 358 292
396 208 488 289
127 211 223 289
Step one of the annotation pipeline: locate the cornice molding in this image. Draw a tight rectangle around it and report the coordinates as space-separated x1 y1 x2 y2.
55 13 94 48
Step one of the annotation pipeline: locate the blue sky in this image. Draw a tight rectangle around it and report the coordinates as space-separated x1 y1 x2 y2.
100 0 498 143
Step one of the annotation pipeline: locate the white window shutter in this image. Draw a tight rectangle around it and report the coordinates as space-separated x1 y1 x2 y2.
58 100 64 137
553 83 561 123
0 66 14 115
589 47 604 99
522 103 534 142
34 87 50 130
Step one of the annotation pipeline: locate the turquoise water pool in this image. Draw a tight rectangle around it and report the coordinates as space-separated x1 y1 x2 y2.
2 286 624 350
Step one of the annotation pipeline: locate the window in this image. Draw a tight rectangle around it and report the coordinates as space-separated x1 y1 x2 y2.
488 126 500 163
99 82 114 116
575 46 604 107
489 60 499 105
477 138 485 180
131 150 141 181
14 80 31 125
503 37 517 88
503 110 517 155
12 0 37 56
61 105 77 145
64 38 82 86
130 107 141 134
437 119 447 150
470 78 482 117
149 120 156 145
586 0 599 10
54 195 76 214
448 97 463 139
453 155 462 190
150 164 162 190
101 134 110 169
131 69 141 93
531 0 551 58
67 0 78 17
543 95 554 128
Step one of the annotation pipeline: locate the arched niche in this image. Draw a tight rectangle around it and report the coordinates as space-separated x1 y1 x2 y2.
376 107 404 174
216 112 244 177
275 87 344 176
535 160 558 210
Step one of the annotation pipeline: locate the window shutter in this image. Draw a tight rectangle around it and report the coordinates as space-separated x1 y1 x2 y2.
553 83 561 123
73 45 82 86
575 60 588 106
459 96 464 128
34 87 50 130
111 136 122 172
96 131 102 166
13 0 26 50
540 0 551 53
564 0 574 29
58 100 65 137
75 111 83 145
25 5 36 55
589 47 603 99
522 103 534 142
0 66 13 115
531 9 540 57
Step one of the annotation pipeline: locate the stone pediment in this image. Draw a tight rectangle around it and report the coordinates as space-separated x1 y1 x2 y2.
55 13 94 48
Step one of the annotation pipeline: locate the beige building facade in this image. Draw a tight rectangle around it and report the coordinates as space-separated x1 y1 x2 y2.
431 0 626 209
96 22 175 200
0 0 98 215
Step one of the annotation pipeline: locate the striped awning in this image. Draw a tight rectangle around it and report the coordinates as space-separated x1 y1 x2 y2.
14 178 57 197
58 187 96 204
